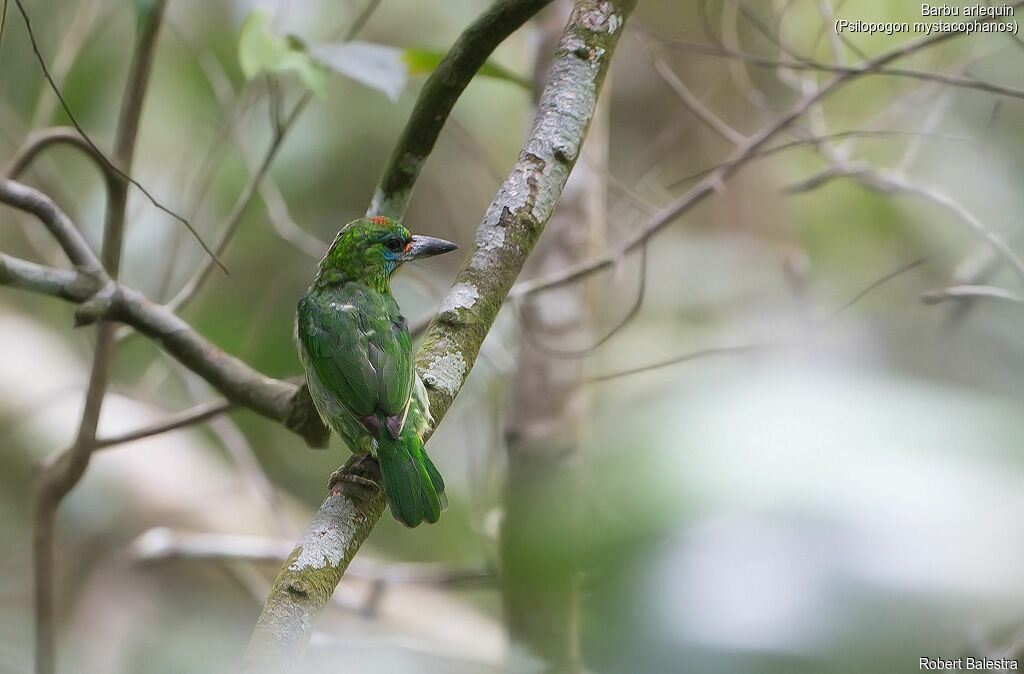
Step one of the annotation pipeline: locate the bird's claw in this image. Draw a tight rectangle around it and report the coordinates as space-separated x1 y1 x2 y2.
327 465 382 494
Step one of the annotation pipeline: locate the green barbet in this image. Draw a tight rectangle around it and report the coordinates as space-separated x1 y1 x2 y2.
296 216 457 527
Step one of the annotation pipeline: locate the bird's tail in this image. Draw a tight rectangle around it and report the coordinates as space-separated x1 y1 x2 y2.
375 431 447 527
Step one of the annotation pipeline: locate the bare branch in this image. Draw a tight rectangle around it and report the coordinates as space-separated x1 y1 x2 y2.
516 10 1019 298
2 126 115 183
784 163 1024 285
0 179 105 274
589 343 777 383
367 0 556 219
10 0 224 272
93 398 234 450
129 528 492 585
922 284 1024 305
645 45 747 145
29 4 167 669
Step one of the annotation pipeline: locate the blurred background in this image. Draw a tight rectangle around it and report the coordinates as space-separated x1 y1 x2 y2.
3 0 1024 672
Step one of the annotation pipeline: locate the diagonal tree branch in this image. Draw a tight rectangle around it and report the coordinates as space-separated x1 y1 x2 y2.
367 0 556 220
414 0 635 420
243 1 636 671
0 240 325 441
93 398 234 450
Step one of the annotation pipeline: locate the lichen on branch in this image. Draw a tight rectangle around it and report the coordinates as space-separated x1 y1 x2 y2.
416 0 638 425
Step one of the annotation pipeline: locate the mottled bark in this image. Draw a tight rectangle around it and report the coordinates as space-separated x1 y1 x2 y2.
416 0 636 423
242 455 386 674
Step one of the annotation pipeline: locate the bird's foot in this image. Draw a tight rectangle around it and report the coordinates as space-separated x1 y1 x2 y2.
328 455 383 495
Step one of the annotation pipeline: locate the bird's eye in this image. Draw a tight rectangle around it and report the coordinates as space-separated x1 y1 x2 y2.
385 238 403 252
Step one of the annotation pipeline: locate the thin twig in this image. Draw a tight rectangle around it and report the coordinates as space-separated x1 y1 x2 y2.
646 47 746 145
819 252 937 327
589 343 775 383
784 163 1024 285
93 398 234 450
11 0 225 272
2 127 116 182
30 5 167 672
643 28 1024 102
922 284 1024 305
516 9 1019 298
166 100 306 313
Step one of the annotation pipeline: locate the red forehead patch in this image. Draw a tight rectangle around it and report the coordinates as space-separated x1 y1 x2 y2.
369 216 388 225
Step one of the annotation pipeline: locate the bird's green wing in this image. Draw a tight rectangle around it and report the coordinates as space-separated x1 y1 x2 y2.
297 284 413 433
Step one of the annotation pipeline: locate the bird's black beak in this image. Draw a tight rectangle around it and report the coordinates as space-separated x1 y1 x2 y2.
402 235 458 261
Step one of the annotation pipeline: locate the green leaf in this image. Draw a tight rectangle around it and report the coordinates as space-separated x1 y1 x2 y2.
402 48 534 92
237 10 327 96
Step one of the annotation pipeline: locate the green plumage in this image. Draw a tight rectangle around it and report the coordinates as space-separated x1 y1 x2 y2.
296 217 456 527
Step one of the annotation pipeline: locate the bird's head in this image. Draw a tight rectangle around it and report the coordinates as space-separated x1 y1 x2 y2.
316 216 457 291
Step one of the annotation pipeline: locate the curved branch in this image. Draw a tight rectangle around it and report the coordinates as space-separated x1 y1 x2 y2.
0 252 93 301
366 0 555 219
0 179 105 274
2 126 117 184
